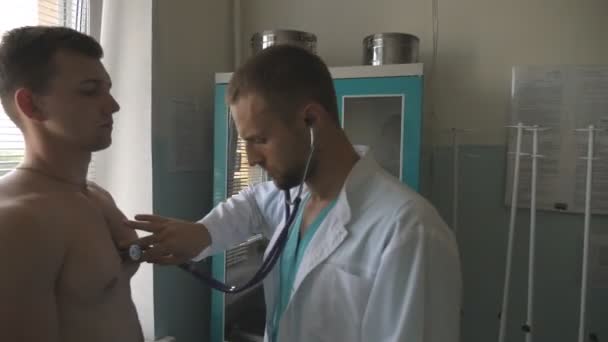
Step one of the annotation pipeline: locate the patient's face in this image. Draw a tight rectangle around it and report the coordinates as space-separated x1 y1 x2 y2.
36 49 120 151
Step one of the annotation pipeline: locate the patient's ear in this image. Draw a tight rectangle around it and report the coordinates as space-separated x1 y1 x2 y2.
15 88 47 122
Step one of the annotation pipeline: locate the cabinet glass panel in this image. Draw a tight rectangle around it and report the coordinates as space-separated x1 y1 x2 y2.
342 95 404 179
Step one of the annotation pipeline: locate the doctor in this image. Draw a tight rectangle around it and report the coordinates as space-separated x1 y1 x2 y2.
125 45 462 342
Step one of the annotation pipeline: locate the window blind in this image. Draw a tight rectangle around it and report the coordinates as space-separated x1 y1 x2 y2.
225 115 268 268
226 115 266 197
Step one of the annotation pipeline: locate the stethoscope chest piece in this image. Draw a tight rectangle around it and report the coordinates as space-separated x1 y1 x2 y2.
127 244 143 261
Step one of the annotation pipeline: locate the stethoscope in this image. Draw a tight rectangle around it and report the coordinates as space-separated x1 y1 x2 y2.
121 126 315 294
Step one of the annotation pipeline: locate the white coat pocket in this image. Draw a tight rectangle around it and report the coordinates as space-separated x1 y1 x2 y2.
300 265 373 342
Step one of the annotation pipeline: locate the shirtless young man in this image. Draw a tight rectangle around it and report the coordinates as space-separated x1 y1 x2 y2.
0 26 143 341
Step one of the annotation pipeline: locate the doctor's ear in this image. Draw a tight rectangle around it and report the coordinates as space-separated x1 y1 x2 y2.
14 88 46 122
304 116 314 127
304 102 329 127
303 103 323 127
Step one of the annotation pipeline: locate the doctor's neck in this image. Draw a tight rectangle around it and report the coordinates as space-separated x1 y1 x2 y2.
305 129 359 202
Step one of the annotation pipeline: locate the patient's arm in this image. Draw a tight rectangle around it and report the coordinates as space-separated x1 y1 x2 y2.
0 207 65 342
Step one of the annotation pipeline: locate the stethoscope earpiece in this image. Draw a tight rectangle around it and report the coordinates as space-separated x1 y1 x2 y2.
309 126 315 148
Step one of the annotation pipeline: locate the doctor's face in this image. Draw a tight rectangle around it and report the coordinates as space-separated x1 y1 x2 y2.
230 93 311 190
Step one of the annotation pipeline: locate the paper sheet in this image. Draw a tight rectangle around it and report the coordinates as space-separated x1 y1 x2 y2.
505 65 608 214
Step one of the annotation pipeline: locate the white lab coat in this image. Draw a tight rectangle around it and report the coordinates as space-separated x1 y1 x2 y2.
195 149 462 342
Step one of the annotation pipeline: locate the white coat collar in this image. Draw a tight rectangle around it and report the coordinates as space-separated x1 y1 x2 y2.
262 145 379 330
289 145 377 293
262 145 376 265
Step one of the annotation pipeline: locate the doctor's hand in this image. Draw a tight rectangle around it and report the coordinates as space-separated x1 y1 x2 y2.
123 214 211 265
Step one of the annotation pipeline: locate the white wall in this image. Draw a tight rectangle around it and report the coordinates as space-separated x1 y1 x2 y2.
240 0 608 145
154 1 234 107
152 0 234 167
150 1 234 341
95 0 154 339
92 0 233 340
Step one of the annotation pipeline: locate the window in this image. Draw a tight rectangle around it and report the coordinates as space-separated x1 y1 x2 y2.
226 115 266 196
0 0 91 177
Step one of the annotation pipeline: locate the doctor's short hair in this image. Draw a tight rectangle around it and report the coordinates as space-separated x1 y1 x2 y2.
0 26 103 121
227 45 340 126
